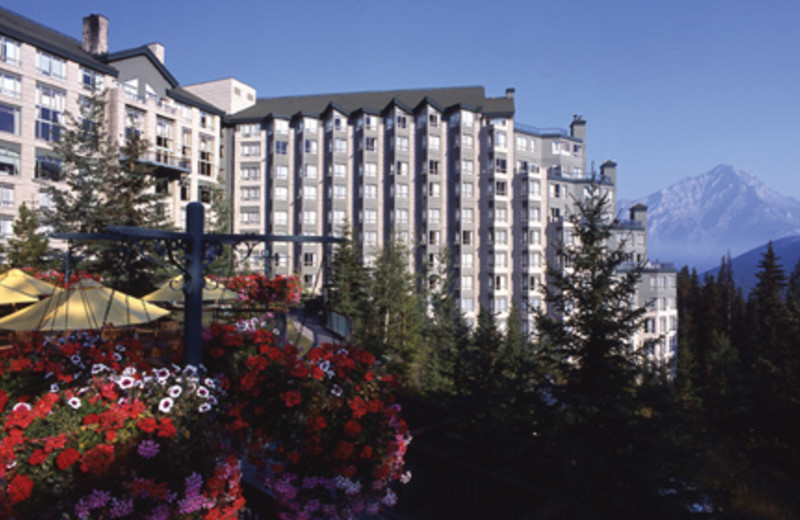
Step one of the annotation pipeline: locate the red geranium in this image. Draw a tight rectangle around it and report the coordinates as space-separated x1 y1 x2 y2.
56 447 80 471
80 444 115 475
6 474 33 504
281 390 302 408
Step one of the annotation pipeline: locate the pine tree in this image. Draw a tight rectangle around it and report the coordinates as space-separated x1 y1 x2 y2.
4 202 52 269
42 93 169 294
327 225 367 326
534 180 686 518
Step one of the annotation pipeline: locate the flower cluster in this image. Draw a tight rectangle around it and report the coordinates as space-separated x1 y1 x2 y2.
204 324 411 519
226 273 301 312
0 335 244 519
23 268 102 288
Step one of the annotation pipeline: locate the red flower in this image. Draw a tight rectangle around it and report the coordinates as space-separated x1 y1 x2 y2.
333 441 354 460
281 390 302 408
344 419 362 438
6 474 33 504
0 389 8 412
157 417 177 438
56 447 80 470
80 444 115 475
348 396 368 418
28 449 47 465
360 446 374 460
136 417 158 433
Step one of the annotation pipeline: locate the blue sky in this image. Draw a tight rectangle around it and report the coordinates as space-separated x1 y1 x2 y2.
3 0 799 200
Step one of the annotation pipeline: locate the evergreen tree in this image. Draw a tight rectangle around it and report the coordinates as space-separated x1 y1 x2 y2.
534 180 685 518
3 202 52 269
42 93 169 294
327 224 367 328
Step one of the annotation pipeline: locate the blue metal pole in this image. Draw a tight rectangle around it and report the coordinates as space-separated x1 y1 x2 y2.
184 202 205 366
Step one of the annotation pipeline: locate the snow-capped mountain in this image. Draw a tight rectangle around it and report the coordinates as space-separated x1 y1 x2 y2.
618 165 800 271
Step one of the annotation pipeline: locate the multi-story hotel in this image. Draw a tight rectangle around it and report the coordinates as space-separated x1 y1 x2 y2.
0 8 677 365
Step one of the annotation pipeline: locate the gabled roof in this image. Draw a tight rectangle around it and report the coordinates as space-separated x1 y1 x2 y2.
106 46 179 88
0 6 117 75
170 87 225 117
228 86 514 123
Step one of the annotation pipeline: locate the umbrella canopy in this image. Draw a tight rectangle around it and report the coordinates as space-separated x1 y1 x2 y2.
0 268 57 298
143 275 241 304
0 279 170 331
0 284 39 305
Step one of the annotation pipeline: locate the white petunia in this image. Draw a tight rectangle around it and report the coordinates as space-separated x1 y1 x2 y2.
12 402 31 412
198 403 212 413
50 383 59 393
70 354 82 365
158 397 174 413
117 376 135 390
168 385 182 398
91 364 107 375
196 386 210 399
122 366 137 376
67 397 81 409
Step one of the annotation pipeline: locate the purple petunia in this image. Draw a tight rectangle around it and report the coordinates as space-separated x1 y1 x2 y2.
137 440 160 459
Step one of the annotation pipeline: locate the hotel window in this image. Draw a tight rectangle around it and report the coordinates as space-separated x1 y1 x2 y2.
397 114 407 128
274 210 288 226
461 276 473 291
334 138 347 152
241 166 260 181
364 210 377 224
364 137 377 152
461 160 474 175
0 103 20 135
495 229 508 244
495 158 507 174
396 136 409 151
462 208 474 223
333 210 346 226
364 231 377 246
516 136 527 151
364 162 377 177
199 136 213 176
0 143 20 176
429 135 441 150
303 186 317 200
274 186 289 200
0 184 13 207
396 161 408 175
461 298 474 312
334 185 346 199
304 164 318 179
462 230 473 245
364 115 377 130
125 107 144 139
461 182 473 197
304 119 317 133
333 163 346 178
429 182 441 198
495 181 507 196
240 187 260 201
240 208 260 225
275 141 288 154
429 113 439 128
461 253 473 268
274 119 289 133
240 123 259 137
179 182 189 201
428 209 441 223
0 216 12 238
36 51 66 80
0 37 20 65
38 189 53 210
36 84 65 141
198 184 212 203
81 68 103 92
428 160 440 175
177 103 192 122
462 134 474 148
35 154 61 181
303 211 317 225
493 297 508 313
304 139 318 154
303 253 315 267
530 229 541 245
396 184 408 198
495 207 507 222
529 180 541 196
428 230 440 245
155 117 173 162
396 208 409 224
495 131 507 149
0 71 20 98
364 184 377 199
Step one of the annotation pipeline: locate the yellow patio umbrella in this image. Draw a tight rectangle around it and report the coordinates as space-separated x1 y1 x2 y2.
0 284 39 305
0 268 57 298
143 275 241 305
0 278 170 331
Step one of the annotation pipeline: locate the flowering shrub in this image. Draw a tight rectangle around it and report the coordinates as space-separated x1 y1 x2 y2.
204 322 411 520
226 273 301 312
0 334 244 519
23 268 102 288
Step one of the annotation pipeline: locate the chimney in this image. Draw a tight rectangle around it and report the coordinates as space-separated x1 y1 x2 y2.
570 114 586 141
630 204 648 230
147 43 165 64
599 160 617 185
505 87 515 99
82 14 108 55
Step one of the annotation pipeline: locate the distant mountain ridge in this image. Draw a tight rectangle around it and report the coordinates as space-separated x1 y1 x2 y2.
705 236 800 294
618 164 800 271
